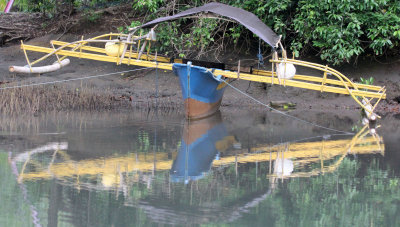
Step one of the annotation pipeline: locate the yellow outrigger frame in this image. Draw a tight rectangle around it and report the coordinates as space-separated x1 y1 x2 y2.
15 32 386 117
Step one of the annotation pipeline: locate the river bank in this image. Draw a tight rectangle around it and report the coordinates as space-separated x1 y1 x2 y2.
0 32 399 117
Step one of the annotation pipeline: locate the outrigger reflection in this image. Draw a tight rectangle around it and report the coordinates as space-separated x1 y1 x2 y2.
11 112 383 186
10 3 386 119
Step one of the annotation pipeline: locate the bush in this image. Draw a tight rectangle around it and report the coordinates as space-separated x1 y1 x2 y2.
10 0 400 65
291 0 400 65
130 0 400 65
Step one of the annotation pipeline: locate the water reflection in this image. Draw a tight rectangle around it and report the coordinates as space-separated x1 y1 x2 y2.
11 115 383 186
1 112 394 226
171 112 232 183
267 123 383 179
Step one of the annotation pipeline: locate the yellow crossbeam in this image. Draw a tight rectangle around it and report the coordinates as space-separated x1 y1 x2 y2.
51 40 171 63
253 69 383 91
52 40 107 53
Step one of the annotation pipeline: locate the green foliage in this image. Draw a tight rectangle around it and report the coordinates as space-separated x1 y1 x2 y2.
0 0 7 11
155 21 186 56
13 0 124 16
118 20 143 34
360 76 375 85
223 0 295 41
15 0 57 16
128 16 221 58
127 0 400 65
83 9 102 23
291 0 400 65
7 0 400 65
132 0 163 13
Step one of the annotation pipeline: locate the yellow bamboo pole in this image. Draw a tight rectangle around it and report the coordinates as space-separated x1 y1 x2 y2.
128 43 133 66
52 40 171 62
79 36 84 59
146 41 151 61
371 89 386 112
320 65 328 92
20 41 33 73
253 69 383 91
116 40 121 65
270 59 378 115
136 30 142 60
284 58 362 91
50 42 61 65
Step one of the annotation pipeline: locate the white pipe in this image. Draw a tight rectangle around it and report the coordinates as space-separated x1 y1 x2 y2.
9 58 70 74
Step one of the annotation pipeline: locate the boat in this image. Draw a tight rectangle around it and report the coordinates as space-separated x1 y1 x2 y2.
9 3 386 119
173 63 228 119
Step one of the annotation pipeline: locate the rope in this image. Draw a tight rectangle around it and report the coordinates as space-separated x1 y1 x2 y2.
0 67 152 90
221 79 354 135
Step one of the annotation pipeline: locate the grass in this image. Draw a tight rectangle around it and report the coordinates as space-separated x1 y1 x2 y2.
0 1 6 11
0 84 117 115
0 82 183 116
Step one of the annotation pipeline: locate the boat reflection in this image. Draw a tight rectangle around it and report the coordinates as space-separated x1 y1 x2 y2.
10 115 384 187
170 112 234 183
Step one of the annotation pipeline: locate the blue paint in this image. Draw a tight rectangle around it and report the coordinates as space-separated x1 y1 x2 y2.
173 63 227 104
170 120 228 183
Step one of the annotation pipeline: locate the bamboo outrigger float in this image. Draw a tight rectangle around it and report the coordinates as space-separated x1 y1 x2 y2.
9 3 386 119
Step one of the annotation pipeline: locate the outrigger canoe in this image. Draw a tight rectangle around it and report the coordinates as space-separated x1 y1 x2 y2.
9 3 386 119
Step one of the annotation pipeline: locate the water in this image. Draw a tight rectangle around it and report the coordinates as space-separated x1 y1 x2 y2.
0 110 399 226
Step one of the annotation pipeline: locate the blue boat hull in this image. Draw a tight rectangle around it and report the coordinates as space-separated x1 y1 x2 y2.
172 63 227 119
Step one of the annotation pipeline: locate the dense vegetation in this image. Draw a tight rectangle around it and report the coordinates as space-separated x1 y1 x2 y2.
4 0 400 65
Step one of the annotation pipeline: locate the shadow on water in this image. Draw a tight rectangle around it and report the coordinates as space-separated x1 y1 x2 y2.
0 110 399 226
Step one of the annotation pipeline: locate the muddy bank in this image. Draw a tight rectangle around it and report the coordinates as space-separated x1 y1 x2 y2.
0 34 399 116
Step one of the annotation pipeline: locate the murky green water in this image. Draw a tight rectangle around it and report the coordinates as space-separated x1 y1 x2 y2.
0 110 399 226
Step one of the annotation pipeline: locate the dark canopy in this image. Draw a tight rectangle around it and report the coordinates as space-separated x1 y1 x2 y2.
139 2 280 48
